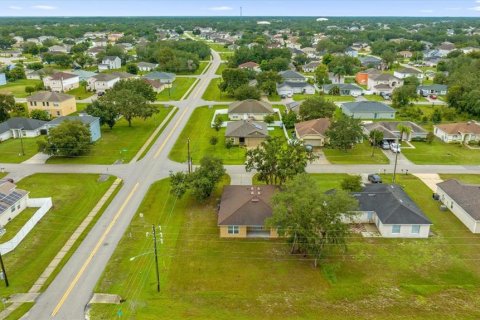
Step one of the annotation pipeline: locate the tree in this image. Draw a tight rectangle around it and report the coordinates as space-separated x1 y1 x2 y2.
433 72 448 85
431 108 442 124
39 121 92 157
245 137 316 185
264 114 275 125
426 132 435 144
282 111 298 129
30 109 50 121
341 175 363 192
260 57 290 72
234 85 261 100
213 116 223 132
25 86 36 95
0 94 15 122
112 78 157 101
219 68 249 96
299 96 336 121
381 50 396 69
85 100 119 129
256 71 282 96
209 136 218 148
326 114 364 151
397 124 412 142
392 85 418 108
267 174 359 267
10 103 29 117
169 171 189 198
403 76 420 87
328 86 340 96
126 63 139 75
7 66 26 81
314 64 329 86
369 129 384 157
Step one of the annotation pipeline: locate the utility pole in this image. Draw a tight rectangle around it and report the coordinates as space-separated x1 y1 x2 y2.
187 138 192 173
392 147 399 184
152 225 160 293
0 252 9 287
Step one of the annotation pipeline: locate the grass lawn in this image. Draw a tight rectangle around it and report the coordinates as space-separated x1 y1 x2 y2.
0 172 6 179
4 303 34 320
292 93 316 101
91 174 480 319
177 61 209 76
74 103 89 114
202 78 235 102
323 95 355 102
156 78 196 101
0 208 37 243
215 63 227 76
47 107 173 164
207 43 232 52
66 85 93 100
324 141 390 164
1 174 115 298
439 174 480 184
402 138 480 165
0 79 42 98
0 136 43 163
169 105 246 165
364 94 385 102
219 52 233 61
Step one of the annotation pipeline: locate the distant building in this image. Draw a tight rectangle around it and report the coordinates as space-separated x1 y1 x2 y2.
434 122 480 144
43 72 80 93
27 91 77 118
225 120 268 148
87 74 121 93
228 99 274 121
0 117 48 142
137 62 158 72
238 61 261 72
99 56 121 70
341 101 396 119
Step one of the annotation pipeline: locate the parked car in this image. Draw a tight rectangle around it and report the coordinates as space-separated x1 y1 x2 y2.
368 174 382 183
390 143 401 153
381 141 390 150
430 94 437 99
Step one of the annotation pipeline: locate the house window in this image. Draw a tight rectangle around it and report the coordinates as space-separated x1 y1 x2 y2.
392 225 401 234
411 225 420 234
11 206 15 213
451 202 453 209
227 225 239 234
56 111 61 116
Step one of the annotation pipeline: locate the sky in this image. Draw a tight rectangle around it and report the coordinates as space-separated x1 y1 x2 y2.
1 0 480 17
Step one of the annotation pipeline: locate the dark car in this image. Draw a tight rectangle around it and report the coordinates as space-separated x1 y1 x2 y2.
368 174 382 183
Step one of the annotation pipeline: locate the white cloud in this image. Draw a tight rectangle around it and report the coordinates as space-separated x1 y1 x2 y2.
32 5 57 10
8 5 23 10
470 6 480 11
208 6 233 11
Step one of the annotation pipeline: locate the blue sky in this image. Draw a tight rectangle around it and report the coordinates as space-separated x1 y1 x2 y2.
1 0 480 17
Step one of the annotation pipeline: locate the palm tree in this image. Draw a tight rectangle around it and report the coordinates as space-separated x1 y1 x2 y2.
369 129 384 157
332 65 347 83
397 124 412 142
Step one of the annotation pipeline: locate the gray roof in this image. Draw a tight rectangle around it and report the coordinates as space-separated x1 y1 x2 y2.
342 101 396 114
48 115 99 126
26 91 74 103
278 81 314 89
359 56 382 64
437 179 480 220
323 83 363 91
353 184 432 225
103 56 120 62
0 181 28 215
91 73 119 82
225 120 268 138
144 71 175 81
137 62 158 68
0 117 48 134
279 70 306 81
397 67 422 74
370 73 400 81
418 84 448 92
72 70 97 80
228 99 273 114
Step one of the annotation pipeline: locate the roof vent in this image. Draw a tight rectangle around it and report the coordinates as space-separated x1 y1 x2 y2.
368 194 376 197
250 191 255 195
251 198 259 202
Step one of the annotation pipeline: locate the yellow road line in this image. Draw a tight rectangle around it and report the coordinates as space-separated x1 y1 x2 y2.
51 182 140 317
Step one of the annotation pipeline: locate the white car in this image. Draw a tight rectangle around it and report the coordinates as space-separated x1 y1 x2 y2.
390 143 401 153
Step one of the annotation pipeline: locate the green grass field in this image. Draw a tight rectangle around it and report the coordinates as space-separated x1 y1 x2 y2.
156 77 196 101
1 174 115 298
215 63 227 75
0 208 37 243
202 78 235 102
66 85 93 100
364 94 386 101
177 61 210 76
46 107 173 164
219 52 234 61
324 141 390 164
0 79 42 98
439 174 480 184
90 174 480 319
207 43 232 52
402 138 480 165
0 136 43 163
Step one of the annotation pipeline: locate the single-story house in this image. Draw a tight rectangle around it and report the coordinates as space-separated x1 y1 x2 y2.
294 118 331 147
0 117 48 142
322 83 363 96
279 70 307 83
100 56 121 71
359 56 383 68
277 81 315 96
393 67 424 80
137 62 158 72
225 120 268 148
436 179 480 233
302 61 321 73
43 72 80 92
142 78 165 93
349 184 432 238
0 73 6 86
363 121 427 142
0 180 29 228
46 115 101 142
238 61 261 72
417 84 448 96
341 101 396 119
434 122 480 143
87 73 121 93
228 99 274 121
217 185 278 238
27 91 77 118
144 71 176 86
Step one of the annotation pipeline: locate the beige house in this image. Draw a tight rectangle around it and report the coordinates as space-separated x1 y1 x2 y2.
218 185 279 238
228 99 274 121
26 91 76 117
225 120 268 148
294 118 331 147
434 122 480 144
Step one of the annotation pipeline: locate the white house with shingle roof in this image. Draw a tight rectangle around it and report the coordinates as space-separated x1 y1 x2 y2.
0 180 29 228
228 99 274 121
434 121 480 143
43 72 79 92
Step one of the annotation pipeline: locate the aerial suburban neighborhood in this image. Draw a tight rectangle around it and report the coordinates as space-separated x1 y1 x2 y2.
0 3 480 320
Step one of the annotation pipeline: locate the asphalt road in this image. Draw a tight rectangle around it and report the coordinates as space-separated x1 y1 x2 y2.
3 47 479 319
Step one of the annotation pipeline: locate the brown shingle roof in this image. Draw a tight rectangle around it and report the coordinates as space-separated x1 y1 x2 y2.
435 122 480 135
295 118 331 138
228 99 274 114
218 185 276 226
225 120 268 138
437 179 480 220
238 61 259 69
26 91 74 102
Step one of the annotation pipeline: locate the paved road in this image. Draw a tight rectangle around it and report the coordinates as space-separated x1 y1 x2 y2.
3 45 479 319
21 49 222 319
